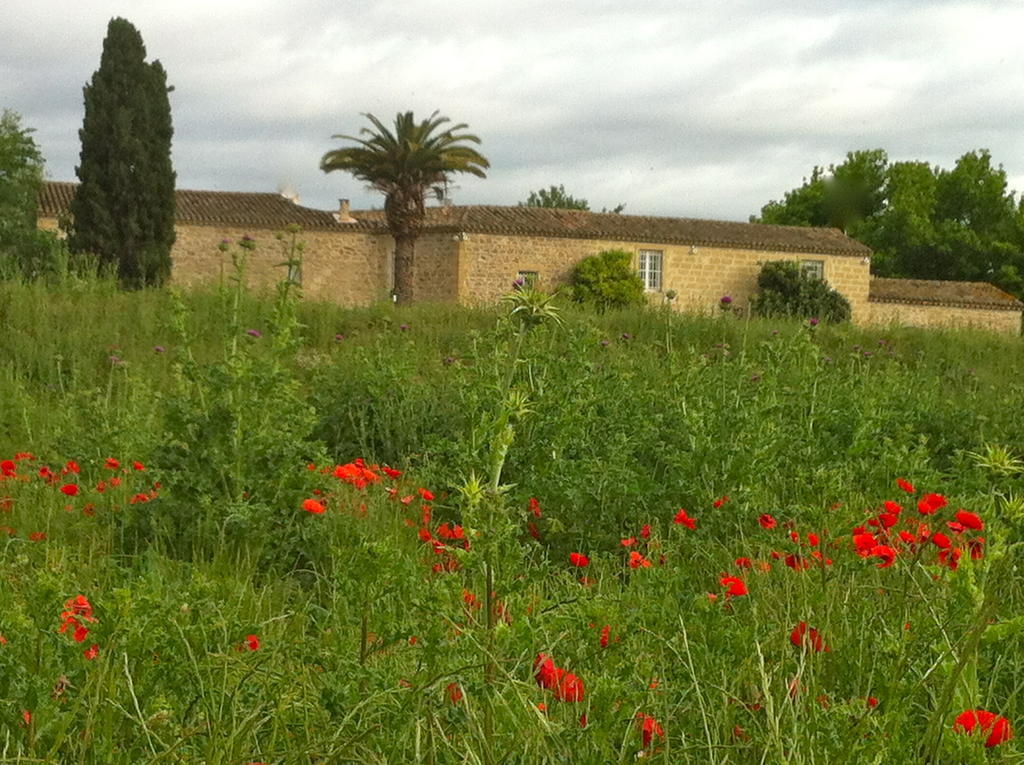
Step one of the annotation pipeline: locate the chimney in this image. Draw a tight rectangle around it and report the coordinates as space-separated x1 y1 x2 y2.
334 198 356 224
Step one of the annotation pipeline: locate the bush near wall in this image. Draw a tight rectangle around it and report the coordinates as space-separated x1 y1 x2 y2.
566 249 645 311
750 259 852 323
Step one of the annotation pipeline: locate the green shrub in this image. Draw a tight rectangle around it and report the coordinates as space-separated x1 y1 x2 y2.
566 249 645 311
750 259 852 323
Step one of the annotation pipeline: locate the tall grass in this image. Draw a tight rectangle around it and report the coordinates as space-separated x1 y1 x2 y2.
1 267 1022 762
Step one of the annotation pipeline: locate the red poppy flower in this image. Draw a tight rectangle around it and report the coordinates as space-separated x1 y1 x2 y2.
382 465 402 479
0 459 15 477
918 493 948 515
791 622 828 653
759 514 777 529
302 498 326 514
132 461 145 471
620 536 637 547
534 653 560 689
883 500 903 514
569 552 590 568
866 696 879 709
527 521 541 541
28 532 46 542
713 495 729 508
734 557 752 568
720 575 748 597
529 497 542 518
897 477 916 494
869 544 896 568
879 513 899 529
445 682 463 704
629 550 652 569
60 484 79 497
104 458 120 470
931 532 952 550
599 624 610 648
636 713 665 749
953 709 1013 747
418 488 435 501
955 510 983 531
784 554 809 571
640 523 651 539
853 531 878 555
554 672 585 702
673 508 697 529
968 537 986 559
245 634 260 651
84 644 99 660
898 530 917 545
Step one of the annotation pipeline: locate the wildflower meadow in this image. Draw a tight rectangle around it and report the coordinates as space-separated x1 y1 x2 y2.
1 237 1023 763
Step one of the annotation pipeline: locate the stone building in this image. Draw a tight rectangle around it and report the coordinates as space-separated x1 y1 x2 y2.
37 181 1022 333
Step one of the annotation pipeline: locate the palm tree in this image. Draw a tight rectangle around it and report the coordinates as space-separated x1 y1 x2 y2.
320 111 490 303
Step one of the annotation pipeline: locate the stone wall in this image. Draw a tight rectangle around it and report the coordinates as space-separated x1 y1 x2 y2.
410 233 459 303
453 233 872 322
38 216 392 305
867 300 1022 335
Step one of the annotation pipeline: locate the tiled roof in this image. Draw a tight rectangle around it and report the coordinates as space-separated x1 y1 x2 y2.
351 205 871 256
37 181 378 231
39 181 870 255
869 277 1023 311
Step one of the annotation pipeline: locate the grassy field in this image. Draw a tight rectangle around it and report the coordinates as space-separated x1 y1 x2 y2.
1 252 1023 763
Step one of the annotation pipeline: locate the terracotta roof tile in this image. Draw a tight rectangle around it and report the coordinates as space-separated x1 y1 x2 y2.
869 277 1023 311
37 181 376 231
352 205 871 256
39 181 870 255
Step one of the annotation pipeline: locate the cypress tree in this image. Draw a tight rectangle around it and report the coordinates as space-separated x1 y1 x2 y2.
69 17 175 287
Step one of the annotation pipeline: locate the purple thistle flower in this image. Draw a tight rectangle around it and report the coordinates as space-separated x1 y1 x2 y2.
246 329 262 338
153 345 166 353
334 333 346 341
720 295 733 305
809 317 819 327
600 339 610 347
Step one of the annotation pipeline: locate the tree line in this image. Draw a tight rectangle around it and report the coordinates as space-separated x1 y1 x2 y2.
753 149 1024 298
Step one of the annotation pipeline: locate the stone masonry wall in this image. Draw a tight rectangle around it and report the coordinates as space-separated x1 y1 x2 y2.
456 233 872 322
159 224 390 305
39 217 391 304
410 233 459 303
867 301 1022 335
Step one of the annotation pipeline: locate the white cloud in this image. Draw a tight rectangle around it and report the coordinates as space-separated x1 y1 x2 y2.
2 0 1024 219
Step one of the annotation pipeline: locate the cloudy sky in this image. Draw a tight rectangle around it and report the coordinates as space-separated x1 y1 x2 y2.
4 0 1024 220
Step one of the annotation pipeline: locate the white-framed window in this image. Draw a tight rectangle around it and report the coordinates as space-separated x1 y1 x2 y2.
801 260 824 281
638 249 663 291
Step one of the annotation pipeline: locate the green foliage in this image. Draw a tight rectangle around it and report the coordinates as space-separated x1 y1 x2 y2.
0 110 68 279
520 183 626 213
756 148 1024 298
520 184 589 210
4 285 1024 761
68 17 176 288
566 249 645 311
750 260 852 323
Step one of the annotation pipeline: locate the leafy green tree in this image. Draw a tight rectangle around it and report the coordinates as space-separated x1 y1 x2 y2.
567 249 645 311
0 109 65 278
68 17 176 287
320 111 489 304
756 150 887 233
756 149 1024 297
521 184 589 210
520 184 625 213
749 260 851 323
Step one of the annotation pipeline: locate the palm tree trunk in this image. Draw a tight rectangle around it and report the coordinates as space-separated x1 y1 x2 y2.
393 234 416 304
